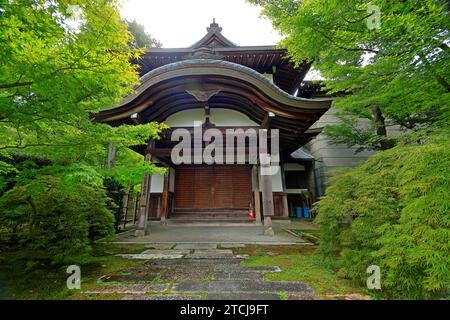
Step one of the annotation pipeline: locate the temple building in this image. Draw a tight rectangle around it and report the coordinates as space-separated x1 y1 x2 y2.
94 20 342 235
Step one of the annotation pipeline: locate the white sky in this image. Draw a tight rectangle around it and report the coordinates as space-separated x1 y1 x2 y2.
119 0 283 48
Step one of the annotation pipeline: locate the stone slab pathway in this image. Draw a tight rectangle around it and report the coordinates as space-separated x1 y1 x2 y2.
84 245 316 300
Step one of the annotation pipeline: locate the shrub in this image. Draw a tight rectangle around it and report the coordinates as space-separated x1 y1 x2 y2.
0 165 115 266
316 135 450 299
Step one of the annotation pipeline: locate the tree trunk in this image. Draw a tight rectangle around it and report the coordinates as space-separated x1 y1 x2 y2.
371 105 390 150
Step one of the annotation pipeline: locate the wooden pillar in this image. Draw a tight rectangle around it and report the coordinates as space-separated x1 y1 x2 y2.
135 141 153 237
156 196 161 219
282 194 289 218
254 190 262 223
280 166 289 218
252 166 262 224
160 170 170 224
133 191 140 224
121 187 130 230
259 129 274 236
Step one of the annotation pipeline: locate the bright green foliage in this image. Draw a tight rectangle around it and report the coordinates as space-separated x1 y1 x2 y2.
0 166 115 266
126 19 162 49
0 1 165 265
249 0 450 150
0 0 165 175
251 0 450 299
315 133 450 299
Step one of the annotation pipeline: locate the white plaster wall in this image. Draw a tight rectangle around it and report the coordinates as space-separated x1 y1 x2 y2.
150 173 164 193
164 109 204 127
259 165 283 192
164 108 258 127
271 166 284 192
210 109 258 127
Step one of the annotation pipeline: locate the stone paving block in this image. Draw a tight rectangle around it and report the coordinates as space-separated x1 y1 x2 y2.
84 283 168 294
174 243 217 250
206 292 280 300
160 267 212 281
212 272 263 280
173 281 314 294
214 265 281 273
97 273 159 283
194 249 233 254
116 253 185 260
219 244 246 249
122 295 201 300
185 253 237 259
144 243 175 249
141 249 191 255
144 259 242 267
286 292 317 300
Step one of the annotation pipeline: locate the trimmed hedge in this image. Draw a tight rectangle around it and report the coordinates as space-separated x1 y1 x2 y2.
316 135 450 299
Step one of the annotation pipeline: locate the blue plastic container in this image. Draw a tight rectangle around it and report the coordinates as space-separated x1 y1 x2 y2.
303 207 310 219
295 207 302 218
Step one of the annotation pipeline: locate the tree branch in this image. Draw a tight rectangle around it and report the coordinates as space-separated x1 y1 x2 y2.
0 81 33 90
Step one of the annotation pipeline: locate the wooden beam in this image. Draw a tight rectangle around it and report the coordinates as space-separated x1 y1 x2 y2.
261 112 275 129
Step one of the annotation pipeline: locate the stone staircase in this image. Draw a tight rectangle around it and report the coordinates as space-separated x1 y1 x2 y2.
170 209 252 223
82 244 316 300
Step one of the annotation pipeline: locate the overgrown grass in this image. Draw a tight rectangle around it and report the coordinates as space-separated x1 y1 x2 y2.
236 245 368 299
0 244 146 300
1 243 371 300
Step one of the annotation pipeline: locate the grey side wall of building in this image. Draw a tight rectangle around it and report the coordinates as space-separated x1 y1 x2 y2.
304 108 373 196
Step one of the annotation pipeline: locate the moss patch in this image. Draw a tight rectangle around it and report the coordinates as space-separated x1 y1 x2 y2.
241 249 365 298
0 243 147 300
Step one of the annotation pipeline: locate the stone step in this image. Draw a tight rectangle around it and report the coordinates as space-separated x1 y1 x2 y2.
194 249 233 254
206 292 281 300
185 253 248 259
171 209 248 216
116 253 185 260
212 272 263 280
83 283 169 294
142 249 191 255
144 259 242 267
172 281 314 294
163 266 212 281
144 243 175 250
213 265 281 273
219 244 246 248
97 273 158 283
286 292 317 300
174 243 217 250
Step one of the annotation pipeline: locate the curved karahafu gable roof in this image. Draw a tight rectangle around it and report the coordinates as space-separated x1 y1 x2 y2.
94 59 331 123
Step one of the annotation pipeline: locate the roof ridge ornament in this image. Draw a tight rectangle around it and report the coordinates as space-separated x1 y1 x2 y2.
207 18 222 33
190 19 236 48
